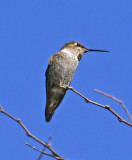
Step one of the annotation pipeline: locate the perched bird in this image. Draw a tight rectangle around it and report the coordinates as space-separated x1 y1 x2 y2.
45 41 109 122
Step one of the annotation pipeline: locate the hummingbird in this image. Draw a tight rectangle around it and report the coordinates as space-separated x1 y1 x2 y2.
45 41 109 122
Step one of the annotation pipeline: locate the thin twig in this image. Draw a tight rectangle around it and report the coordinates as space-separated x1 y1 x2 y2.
0 105 65 160
94 89 132 122
37 135 52 160
62 86 132 127
26 143 58 159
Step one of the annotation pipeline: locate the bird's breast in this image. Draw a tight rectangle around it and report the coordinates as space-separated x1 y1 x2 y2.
48 52 79 87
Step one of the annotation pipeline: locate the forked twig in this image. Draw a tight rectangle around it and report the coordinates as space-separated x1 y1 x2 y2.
37 135 52 160
94 89 132 122
26 143 57 159
62 86 132 127
1 87 131 159
0 105 65 160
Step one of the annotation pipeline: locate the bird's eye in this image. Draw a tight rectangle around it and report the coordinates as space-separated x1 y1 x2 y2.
76 43 81 47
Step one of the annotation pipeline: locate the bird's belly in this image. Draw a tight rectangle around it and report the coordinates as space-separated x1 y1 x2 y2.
60 62 78 86
52 87 64 94
50 56 78 87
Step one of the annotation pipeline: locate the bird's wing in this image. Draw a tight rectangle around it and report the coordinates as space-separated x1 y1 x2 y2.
45 54 61 92
45 55 54 93
45 53 64 88
45 55 53 77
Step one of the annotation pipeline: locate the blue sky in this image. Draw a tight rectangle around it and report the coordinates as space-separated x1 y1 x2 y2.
0 0 132 160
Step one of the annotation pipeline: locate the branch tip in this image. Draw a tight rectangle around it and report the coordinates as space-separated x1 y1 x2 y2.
66 86 132 127
95 89 132 123
0 106 64 159
0 105 4 112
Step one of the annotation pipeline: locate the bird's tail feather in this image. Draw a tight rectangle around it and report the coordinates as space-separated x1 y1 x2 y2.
45 106 54 122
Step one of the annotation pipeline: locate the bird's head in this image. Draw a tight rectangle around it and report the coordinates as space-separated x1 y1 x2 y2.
60 41 109 56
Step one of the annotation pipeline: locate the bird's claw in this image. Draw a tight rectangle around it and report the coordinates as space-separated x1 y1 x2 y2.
60 85 70 90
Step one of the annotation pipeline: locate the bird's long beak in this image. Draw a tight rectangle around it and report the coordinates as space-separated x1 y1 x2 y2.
85 48 109 53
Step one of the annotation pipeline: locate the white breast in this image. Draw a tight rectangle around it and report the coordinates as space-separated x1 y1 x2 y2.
61 48 78 61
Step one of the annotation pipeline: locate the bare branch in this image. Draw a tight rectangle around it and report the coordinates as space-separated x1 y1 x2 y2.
37 135 52 160
63 86 132 127
26 143 58 159
94 89 132 122
1 87 131 159
0 105 65 160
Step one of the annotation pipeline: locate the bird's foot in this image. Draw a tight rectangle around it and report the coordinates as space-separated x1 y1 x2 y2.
60 85 71 90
